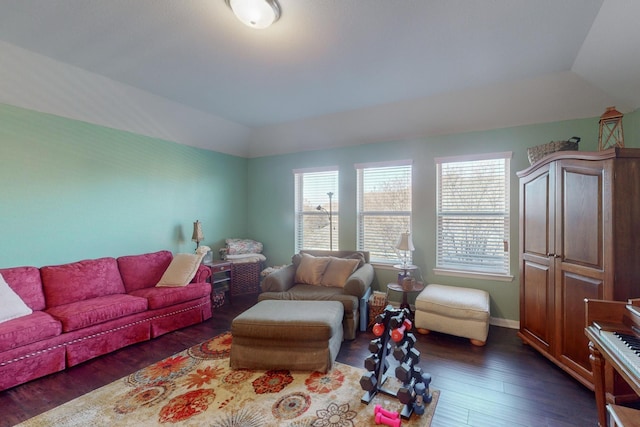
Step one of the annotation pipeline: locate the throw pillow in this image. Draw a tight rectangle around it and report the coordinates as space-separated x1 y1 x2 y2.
342 252 366 268
0 273 33 323
294 253 331 285
321 257 360 287
156 247 209 287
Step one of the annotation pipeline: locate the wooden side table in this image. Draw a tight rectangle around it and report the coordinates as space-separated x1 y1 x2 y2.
387 282 425 318
204 260 232 304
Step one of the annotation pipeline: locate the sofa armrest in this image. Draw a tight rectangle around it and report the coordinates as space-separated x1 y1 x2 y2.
261 264 296 292
343 263 374 298
192 264 212 283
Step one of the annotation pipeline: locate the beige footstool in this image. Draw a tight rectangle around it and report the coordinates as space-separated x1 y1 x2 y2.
230 300 344 373
414 284 490 346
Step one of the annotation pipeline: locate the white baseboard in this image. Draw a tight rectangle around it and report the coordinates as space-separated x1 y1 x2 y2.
490 317 519 329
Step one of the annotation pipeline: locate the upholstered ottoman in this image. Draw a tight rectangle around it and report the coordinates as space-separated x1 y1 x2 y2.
230 300 344 372
414 284 490 346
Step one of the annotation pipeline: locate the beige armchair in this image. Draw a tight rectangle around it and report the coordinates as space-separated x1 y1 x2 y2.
259 250 374 340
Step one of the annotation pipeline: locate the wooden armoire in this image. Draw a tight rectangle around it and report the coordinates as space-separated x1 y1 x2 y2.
518 147 640 402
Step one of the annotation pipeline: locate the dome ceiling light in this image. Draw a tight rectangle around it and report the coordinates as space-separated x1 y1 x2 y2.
225 0 281 29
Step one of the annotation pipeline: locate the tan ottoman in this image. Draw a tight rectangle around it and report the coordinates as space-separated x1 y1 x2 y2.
414 284 490 346
230 300 344 373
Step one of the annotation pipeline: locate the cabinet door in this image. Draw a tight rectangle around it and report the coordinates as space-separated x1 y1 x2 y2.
519 163 554 354
555 160 606 381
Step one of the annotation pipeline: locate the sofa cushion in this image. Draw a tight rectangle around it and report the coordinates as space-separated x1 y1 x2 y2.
294 253 331 285
157 253 205 287
0 273 33 323
320 257 360 288
129 282 211 310
117 250 173 292
260 284 359 313
45 294 148 333
0 311 62 352
41 257 126 308
0 266 46 311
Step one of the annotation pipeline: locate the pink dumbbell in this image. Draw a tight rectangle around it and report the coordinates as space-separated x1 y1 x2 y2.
374 404 399 419
375 412 401 427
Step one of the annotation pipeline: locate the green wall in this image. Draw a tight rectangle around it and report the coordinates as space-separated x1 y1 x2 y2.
1 100 638 324
0 103 248 268
248 109 640 322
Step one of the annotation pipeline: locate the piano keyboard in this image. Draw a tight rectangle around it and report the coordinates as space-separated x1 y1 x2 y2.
600 330 640 379
616 332 640 356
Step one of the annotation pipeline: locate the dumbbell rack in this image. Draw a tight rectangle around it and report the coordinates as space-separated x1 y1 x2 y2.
360 306 423 419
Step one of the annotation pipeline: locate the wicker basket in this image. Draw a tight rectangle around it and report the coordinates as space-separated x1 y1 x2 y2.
527 136 580 165
230 261 263 296
368 291 388 328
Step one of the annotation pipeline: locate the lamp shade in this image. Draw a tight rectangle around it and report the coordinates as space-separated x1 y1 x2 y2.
395 232 415 252
191 221 204 243
226 0 281 29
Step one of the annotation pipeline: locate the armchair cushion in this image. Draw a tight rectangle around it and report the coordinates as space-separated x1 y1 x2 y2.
294 253 331 285
320 257 360 288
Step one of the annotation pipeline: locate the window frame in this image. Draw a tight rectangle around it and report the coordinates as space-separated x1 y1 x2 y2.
355 159 413 265
434 152 513 281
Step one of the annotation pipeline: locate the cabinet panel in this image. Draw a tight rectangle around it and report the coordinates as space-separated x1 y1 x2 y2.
523 171 551 257
560 165 603 269
558 271 603 375
521 260 552 352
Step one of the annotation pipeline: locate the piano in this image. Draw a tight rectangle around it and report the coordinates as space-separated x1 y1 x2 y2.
585 298 640 427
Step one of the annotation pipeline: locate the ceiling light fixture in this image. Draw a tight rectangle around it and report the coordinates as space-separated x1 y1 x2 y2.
225 0 281 29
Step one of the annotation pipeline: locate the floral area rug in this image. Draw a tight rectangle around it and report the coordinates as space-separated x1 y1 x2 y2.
17 332 439 426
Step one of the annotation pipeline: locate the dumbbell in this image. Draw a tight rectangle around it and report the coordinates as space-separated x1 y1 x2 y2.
413 383 427 415
391 318 412 342
388 313 405 329
375 412 401 427
395 348 420 383
372 322 385 337
397 378 417 405
369 338 383 354
374 405 399 419
375 305 394 324
364 354 380 372
392 333 417 361
360 371 378 392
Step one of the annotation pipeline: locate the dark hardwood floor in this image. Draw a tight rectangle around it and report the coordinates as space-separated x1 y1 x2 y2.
0 295 603 426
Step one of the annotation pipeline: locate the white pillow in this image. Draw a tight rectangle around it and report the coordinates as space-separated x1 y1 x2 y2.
156 248 209 287
0 273 33 323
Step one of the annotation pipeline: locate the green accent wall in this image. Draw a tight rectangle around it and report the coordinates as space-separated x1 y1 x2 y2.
248 110 640 322
2 101 638 324
0 103 248 268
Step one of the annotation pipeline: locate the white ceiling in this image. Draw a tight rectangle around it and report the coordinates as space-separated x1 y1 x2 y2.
0 0 638 157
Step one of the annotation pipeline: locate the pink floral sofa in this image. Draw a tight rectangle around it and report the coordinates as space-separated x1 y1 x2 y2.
0 250 212 391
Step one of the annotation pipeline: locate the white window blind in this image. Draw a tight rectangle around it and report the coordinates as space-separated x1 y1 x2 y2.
294 168 339 252
356 160 412 263
435 153 511 275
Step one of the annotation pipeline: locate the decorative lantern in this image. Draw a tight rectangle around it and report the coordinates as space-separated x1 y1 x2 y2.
598 106 624 151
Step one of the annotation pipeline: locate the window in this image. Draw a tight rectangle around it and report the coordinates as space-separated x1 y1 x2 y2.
435 152 511 277
356 160 412 264
294 167 339 252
